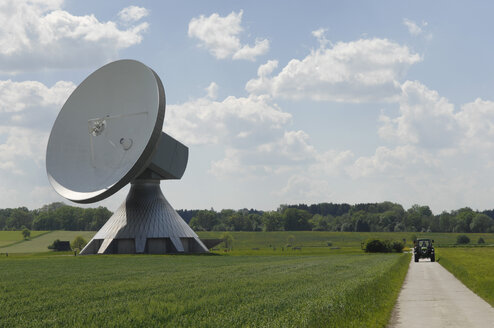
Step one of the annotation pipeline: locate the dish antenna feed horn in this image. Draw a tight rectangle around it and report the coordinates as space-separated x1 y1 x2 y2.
46 60 208 254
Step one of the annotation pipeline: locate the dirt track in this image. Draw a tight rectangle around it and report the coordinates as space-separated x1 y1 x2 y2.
388 258 494 327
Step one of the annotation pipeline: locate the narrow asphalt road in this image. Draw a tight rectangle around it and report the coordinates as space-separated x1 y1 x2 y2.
388 258 494 327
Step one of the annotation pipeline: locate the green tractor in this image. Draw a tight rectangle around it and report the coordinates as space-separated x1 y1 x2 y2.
414 238 435 262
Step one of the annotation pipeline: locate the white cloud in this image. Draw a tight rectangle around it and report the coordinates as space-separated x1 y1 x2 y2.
456 98 494 151
165 91 291 147
258 130 315 163
342 139 494 212
0 0 148 73
348 145 438 179
403 18 423 36
118 6 149 22
257 60 278 77
245 60 278 95
216 130 317 173
403 19 431 39
312 150 355 177
205 82 219 99
210 130 316 178
242 75 494 212
0 79 75 207
0 126 48 169
379 81 459 149
276 175 331 203
379 81 494 153
246 34 421 102
311 28 330 47
164 84 320 177
188 10 269 61
274 149 355 204
0 78 75 164
0 79 75 128
232 38 270 61
359 82 464 181
339 80 494 211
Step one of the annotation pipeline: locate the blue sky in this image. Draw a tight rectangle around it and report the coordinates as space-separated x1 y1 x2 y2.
2 0 494 213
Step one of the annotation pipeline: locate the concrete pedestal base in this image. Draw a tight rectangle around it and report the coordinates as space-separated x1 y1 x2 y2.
80 180 208 255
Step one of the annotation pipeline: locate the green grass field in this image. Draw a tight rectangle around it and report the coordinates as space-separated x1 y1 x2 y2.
0 251 409 327
0 231 95 253
4 230 494 326
197 231 494 250
437 248 494 307
0 230 49 247
1 230 493 253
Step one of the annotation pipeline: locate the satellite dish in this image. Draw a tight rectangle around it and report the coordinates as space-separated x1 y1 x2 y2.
46 60 208 254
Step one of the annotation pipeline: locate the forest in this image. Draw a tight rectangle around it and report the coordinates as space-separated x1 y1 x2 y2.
1 201 494 233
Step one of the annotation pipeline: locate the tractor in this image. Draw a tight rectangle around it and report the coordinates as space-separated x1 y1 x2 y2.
414 238 435 262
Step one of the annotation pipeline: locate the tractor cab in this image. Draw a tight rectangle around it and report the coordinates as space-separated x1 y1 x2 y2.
414 238 435 262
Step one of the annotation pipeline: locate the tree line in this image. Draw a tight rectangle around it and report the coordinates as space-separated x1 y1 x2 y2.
185 202 494 233
0 202 112 231
1 201 494 233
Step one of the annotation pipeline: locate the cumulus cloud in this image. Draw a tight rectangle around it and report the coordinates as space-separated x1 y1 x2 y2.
275 175 331 203
378 81 494 153
274 149 356 205
232 39 270 61
312 150 355 177
0 79 75 207
359 82 465 181
246 33 421 102
165 90 291 146
0 79 75 129
244 60 278 96
0 0 148 73
242 74 494 212
348 145 438 179
456 99 494 151
0 79 75 164
343 140 494 212
164 84 318 177
379 81 459 149
257 130 315 163
211 130 315 177
188 10 269 61
0 126 49 171
338 80 494 211
118 5 149 22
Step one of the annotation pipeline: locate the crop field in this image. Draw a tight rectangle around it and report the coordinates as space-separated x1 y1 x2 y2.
3 229 492 326
0 251 409 327
437 248 494 306
0 231 95 253
0 231 49 247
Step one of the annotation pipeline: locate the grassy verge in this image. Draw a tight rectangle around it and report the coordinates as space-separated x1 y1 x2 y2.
438 248 494 306
0 252 409 327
